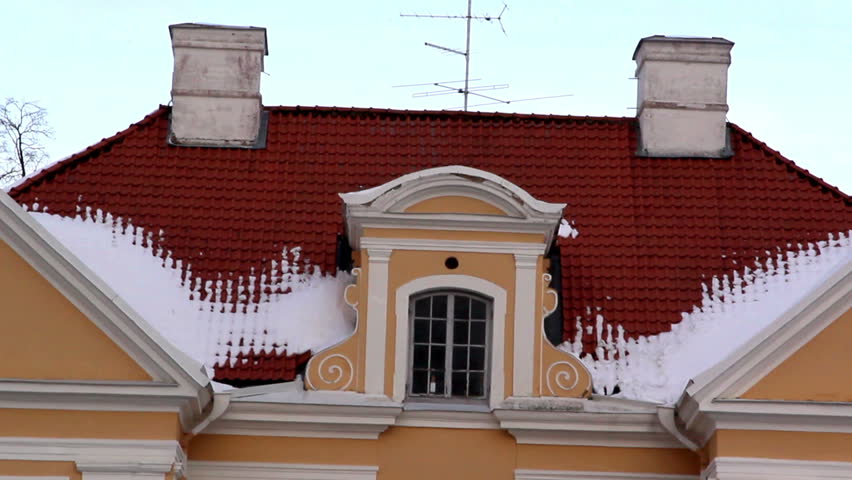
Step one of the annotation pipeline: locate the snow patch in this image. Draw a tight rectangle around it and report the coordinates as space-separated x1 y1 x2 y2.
560 231 852 405
30 209 356 373
558 218 579 239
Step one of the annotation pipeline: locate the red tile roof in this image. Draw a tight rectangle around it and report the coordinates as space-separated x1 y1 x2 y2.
10 105 852 384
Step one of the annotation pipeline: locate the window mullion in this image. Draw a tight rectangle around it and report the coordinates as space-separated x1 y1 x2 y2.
445 294 454 397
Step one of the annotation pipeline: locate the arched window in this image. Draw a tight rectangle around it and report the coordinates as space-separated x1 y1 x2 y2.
408 291 491 400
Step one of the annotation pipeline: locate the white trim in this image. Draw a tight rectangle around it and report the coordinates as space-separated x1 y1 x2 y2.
189 460 377 480
0 477 68 480
395 409 500 429
702 457 852 479
495 409 684 449
364 248 391 395
360 237 546 255
513 254 538 397
516 470 697 480
0 437 184 475
394 275 507 408
340 166 565 215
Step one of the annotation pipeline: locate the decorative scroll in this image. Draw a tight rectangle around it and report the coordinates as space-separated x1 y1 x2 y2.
314 353 355 391
305 268 362 391
545 360 581 395
539 271 593 398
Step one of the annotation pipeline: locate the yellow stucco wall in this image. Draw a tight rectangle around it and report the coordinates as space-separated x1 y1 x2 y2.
0 238 151 381
188 427 700 479
0 460 81 480
708 430 852 462
0 409 181 440
743 307 852 402
403 196 508 215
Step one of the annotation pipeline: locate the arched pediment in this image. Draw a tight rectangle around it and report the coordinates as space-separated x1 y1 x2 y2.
339 166 566 248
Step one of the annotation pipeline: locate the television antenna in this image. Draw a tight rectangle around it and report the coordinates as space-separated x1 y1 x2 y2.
401 1 507 111
399 1 573 111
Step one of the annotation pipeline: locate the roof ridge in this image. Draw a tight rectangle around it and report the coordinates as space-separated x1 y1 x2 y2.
728 122 851 205
9 106 171 198
264 105 634 123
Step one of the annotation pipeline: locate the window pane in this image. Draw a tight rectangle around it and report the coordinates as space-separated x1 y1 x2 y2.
469 372 485 397
430 370 445 395
413 345 428 369
453 319 469 344
412 369 428 394
470 321 486 345
469 346 485 370
430 345 445 369
413 319 429 343
431 319 447 343
453 296 470 320
451 371 467 396
452 346 468 370
414 297 430 317
432 295 448 318
471 299 487 320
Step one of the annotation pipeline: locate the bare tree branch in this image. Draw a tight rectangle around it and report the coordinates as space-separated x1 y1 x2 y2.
0 97 54 187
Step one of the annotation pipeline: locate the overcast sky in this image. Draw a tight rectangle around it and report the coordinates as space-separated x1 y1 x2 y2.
2 1 850 193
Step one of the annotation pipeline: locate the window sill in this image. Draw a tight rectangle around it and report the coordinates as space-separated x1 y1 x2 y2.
403 400 491 413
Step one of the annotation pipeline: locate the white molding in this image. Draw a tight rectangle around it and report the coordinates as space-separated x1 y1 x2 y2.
495 409 683 449
702 457 852 479
516 470 697 480
0 437 184 475
394 275 507 408
513 254 538 397
395 409 500 429
0 477 68 480
364 248 392 395
205 400 401 440
189 460 378 480
360 237 546 255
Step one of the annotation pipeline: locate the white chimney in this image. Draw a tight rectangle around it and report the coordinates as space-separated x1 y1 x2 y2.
169 24 268 147
633 36 734 158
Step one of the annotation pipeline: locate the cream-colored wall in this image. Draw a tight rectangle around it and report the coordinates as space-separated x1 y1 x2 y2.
743 307 852 402
0 460 81 480
403 196 508 215
0 409 181 440
0 238 151 381
188 428 700 479
707 430 852 462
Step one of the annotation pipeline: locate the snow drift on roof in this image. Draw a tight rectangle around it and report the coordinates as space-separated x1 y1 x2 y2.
29 208 355 372
561 231 852 405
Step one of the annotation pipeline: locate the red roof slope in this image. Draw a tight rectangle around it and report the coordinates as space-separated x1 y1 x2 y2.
10 106 852 384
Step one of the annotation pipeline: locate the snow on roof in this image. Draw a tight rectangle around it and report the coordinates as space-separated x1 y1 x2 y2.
561 230 852 405
29 208 355 372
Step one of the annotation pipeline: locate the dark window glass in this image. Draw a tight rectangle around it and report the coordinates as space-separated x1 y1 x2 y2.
453 295 470 320
412 369 428 394
431 319 446 343
430 345 445 369
452 346 468 370
413 345 428 369
470 321 486 345
430 370 445 395
469 346 485 370
413 319 430 343
471 299 487 320
432 295 448 318
469 372 484 397
414 298 430 317
451 371 467 396
453 319 468 344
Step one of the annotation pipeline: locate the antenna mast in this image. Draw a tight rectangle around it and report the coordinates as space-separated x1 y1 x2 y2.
401 0 507 111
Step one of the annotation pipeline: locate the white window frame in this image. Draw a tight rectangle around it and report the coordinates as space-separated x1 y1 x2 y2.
407 290 492 400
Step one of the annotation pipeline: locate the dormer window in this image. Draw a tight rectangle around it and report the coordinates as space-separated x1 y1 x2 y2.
409 291 491 400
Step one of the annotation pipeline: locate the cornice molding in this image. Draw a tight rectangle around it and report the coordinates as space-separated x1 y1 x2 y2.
189 460 378 480
516 469 697 480
360 236 546 255
702 457 852 480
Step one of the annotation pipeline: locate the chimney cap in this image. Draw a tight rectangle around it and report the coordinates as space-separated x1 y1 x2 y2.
632 35 733 61
169 23 269 55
